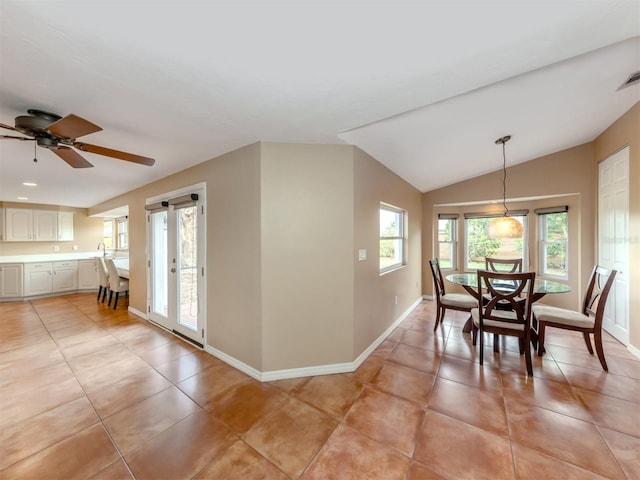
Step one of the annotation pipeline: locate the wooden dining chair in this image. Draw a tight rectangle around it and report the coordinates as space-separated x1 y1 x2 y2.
429 259 477 331
485 257 523 273
532 265 617 371
105 258 129 310
472 269 536 376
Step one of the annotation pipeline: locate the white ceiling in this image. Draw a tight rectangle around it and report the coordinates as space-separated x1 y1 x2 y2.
1 1 639 209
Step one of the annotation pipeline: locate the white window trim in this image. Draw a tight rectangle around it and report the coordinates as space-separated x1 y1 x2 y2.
437 217 457 270
538 211 568 279
379 203 406 274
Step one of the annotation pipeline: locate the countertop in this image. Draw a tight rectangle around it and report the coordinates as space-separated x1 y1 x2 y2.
0 253 128 264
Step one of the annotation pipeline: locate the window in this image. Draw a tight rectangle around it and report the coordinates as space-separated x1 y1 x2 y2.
116 216 129 250
464 214 527 270
437 215 457 269
380 203 406 273
537 207 568 278
103 219 114 249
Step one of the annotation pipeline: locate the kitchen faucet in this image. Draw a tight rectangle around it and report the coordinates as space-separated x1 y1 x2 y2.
97 242 106 258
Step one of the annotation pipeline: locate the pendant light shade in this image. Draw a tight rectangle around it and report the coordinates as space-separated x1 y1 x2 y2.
488 135 523 239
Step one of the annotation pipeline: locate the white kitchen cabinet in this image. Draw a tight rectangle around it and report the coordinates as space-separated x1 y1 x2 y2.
3 208 73 242
52 260 78 292
5 208 33 241
24 262 53 296
0 263 23 298
33 210 58 241
78 259 98 290
58 211 74 241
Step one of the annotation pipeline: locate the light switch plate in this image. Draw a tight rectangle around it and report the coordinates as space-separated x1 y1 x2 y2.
358 249 367 261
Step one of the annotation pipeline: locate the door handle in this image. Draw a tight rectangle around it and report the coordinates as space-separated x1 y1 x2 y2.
170 268 176 273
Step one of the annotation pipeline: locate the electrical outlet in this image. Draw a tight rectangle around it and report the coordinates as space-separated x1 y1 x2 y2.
53 245 59 252
72 245 78 251
395 295 398 305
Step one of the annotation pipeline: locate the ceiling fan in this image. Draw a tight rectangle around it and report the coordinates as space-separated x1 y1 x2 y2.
0 109 155 168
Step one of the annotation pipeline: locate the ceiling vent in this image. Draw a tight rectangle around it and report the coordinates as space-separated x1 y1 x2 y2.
617 70 640 91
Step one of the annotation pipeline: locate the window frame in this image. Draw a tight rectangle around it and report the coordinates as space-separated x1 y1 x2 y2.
116 216 129 250
537 208 568 279
379 202 407 274
463 213 528 271
437 215 457 270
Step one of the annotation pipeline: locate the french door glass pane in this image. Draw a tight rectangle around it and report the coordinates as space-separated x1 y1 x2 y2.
151 211 168 317
177 207 198 330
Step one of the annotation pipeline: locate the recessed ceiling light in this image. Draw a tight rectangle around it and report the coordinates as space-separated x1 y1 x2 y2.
22 182 37 186
17 197 28 200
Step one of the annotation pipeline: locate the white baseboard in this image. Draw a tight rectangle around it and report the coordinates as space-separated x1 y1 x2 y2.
203 296 423 382
128 306 147 320
627 343 640 360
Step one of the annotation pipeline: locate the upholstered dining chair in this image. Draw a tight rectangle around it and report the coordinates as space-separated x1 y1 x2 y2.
472 270 536 376
96 257 109 303
105 258 129 310
429 259 477 331
533 265 617 371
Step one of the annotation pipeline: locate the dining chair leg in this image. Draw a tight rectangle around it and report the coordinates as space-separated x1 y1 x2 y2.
537 323 546 356
108 291 113 307
97 286 102 301
518 338 525 354
113 292 119 310
433 308 441 331
583 332 594 354
101 288 108 303
493 334 499 353
593 331 608 371
524 344 533 376
472 324 478 345
479 327 485 365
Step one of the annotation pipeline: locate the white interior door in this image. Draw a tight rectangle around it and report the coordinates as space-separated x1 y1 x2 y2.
147 186 205 347
598 147 629 345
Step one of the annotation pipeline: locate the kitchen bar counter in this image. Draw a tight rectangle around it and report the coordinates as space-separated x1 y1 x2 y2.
0 252 102 263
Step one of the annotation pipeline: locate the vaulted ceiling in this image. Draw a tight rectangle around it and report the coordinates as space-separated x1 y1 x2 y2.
1 1 638 208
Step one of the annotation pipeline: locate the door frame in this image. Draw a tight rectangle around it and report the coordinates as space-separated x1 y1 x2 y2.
145 182 207 347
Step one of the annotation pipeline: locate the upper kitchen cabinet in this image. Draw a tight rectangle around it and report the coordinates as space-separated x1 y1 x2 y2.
5 208 33 241
3 208 74 242
58 211 74 241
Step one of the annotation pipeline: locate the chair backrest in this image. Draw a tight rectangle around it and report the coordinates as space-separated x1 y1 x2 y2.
96 257 109 286
104 258 122 291
485 257 523 273
429 259 446 301
583 266 617 328
476 269 535 327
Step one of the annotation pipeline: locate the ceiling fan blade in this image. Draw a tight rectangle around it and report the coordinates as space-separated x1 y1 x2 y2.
0 134 34 141
0 122 23 133
53 146 94 168
74 142 155 166
47 114 102 139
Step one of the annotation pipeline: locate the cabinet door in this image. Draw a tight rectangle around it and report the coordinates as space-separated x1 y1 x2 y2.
34 210 58 241
24 265 53 296
6 209 33 241
78 260 98 289
0 264 24 297
58 211 74 241
52 261 78 292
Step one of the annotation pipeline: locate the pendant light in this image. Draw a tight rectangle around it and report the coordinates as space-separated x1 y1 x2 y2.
487 135 523 239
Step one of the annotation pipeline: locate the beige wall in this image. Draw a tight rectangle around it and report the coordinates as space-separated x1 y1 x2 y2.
593 102 639 350
0 202 103 256
353 148 423 356
90 141 421 374
260 143 354 370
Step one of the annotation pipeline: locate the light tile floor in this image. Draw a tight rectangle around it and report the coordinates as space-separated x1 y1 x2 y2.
1 293 639 479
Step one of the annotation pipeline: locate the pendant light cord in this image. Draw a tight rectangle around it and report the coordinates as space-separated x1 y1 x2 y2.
501 140 509 217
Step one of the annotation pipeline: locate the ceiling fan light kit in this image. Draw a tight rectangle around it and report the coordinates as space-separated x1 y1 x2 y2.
488 135 524 239
0 109 155 168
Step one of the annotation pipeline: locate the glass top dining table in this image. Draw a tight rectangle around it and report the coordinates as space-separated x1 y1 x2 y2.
444 272 571 332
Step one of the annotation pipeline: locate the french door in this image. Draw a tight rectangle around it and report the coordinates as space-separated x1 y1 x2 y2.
598 147 629 345
147 185 205 346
